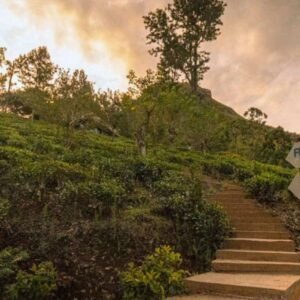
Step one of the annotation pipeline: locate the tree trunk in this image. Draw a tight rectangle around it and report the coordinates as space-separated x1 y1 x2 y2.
190 73 198 93
190 44 199 93
135 128 147 157
7 64 15 93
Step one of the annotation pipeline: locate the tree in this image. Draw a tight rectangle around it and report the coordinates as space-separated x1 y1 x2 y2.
52 68 96 127
144 0 226 92
121 70 197 156
0 47 6 93
17 46 56 91
0 47 25 94
1 88 51 119
122 70 159 156
257 127 292 165
244 107 268 125
2 51 27 93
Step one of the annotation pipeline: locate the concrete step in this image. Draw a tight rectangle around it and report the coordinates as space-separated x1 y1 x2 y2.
212 194 252 199
231 217 281 224
212 260 300 274
212 199 252 205
216 249 300 262
224 238 295 251
229 208 278 219
169 295 245 299
223 208 267 215
228 211 272 219
232 222 286 231
213 200 257 207
185 272 300 300
212 195 249 201
233 231 290 239
218 203 258 209
217 191 246 196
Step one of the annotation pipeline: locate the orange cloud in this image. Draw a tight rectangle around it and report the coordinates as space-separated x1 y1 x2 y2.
19 0 170 73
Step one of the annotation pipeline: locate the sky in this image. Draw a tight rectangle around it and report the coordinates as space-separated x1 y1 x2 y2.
0 0 300 133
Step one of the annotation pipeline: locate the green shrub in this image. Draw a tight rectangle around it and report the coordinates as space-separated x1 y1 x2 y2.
245 172 290 203
132 158 172 186
75 179 126 217
120 246 187 300
178 202 231 270
0 198 10 222
0 248 29 296
154 176 231 270
7 262 57 300
199 153 294 205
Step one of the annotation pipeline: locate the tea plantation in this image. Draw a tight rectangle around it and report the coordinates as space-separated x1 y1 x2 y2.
0 113 297 299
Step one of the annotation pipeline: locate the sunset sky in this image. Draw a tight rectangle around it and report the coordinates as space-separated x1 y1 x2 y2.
1 0 300 133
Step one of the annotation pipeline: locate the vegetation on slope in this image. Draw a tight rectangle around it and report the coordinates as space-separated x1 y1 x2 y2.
0 112 298 299
0 113 232 299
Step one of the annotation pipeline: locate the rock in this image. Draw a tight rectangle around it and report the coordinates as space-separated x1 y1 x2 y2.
197 87 212 98
71 114 118 136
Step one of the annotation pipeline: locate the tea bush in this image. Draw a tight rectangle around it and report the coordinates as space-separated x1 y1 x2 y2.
245 172 290 203
0 248 29 295
0 113 294 299
7 262 57 300
0 248 57 300
178 201 231 270
195 153 295 203
0 197 10 224
154 175 231 270
120 246 187 300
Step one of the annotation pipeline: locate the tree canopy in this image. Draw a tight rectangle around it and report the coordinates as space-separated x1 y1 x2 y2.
144 0 226 92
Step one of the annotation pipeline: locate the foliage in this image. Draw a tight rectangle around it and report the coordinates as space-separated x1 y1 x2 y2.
0 44 296 164
7 262 57 300
244 107 268 125
16 46 57 91
154 175 231 269
51 68 96 128
0 197 10 224
120 246 187 300
257 126 292 166
144 0 226 91
0 47 6 92
197 153 294 203
1 89 51 119
0 112 295 299
0 248 29 298
245 172 290 203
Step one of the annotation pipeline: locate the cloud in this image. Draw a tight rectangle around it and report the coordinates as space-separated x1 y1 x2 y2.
203 0 300 132
5 0 300 132
15 0 170 73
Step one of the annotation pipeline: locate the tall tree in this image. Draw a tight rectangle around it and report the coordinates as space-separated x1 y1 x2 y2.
0 47 6 92
121 70 196 156
17 46 56 91
144 0 226 92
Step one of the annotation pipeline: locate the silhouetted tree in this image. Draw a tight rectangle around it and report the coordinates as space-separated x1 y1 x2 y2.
144 0 226 92
244 107 268 125
17 46 57 91
0 47 6 93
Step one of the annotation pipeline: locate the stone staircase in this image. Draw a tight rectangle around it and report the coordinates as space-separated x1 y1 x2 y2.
172 185 300 300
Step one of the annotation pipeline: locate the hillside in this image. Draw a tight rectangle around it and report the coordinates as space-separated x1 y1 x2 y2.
0 112 298 299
